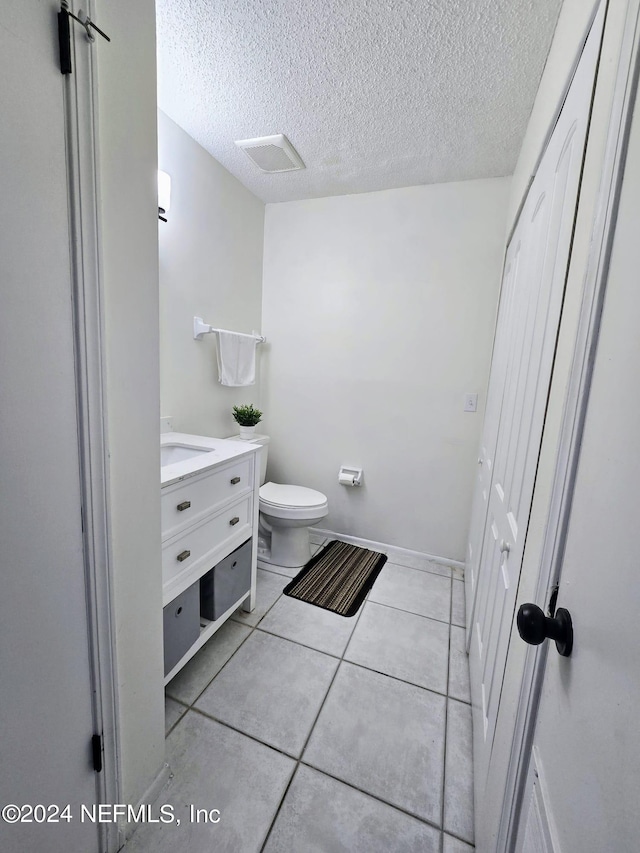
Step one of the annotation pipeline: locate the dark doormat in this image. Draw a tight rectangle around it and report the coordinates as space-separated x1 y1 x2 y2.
283 540 387 617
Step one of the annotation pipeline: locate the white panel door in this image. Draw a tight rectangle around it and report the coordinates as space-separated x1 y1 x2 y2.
465 228 525 636
0 3 100 852
468 12 602 793
514 65 640 851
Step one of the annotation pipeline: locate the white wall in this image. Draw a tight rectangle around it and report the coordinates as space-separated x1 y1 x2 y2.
262 179 510 561
97 0 165 808
158 111 265 437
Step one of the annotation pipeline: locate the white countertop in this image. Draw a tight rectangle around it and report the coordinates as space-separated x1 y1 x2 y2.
160 431 259 487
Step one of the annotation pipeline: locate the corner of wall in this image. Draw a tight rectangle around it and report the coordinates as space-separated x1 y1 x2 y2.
157 113 266 438
97 0 165 807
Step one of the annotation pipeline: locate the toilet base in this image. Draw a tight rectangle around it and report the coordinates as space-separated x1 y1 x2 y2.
269 524 312 568
257 519 313 569
259 506 328 569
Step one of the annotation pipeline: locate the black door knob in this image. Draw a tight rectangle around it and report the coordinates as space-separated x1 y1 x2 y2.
517 603 573 657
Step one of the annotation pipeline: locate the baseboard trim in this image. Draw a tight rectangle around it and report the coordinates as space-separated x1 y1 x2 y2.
312 528 465 571
120 762 172 845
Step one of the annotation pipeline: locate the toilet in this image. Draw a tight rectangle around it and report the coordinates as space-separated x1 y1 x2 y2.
230 434 328 568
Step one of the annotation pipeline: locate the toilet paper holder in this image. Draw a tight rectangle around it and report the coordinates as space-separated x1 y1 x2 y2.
338 466 363 487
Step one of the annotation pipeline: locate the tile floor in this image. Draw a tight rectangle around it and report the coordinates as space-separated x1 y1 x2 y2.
125 536 474 853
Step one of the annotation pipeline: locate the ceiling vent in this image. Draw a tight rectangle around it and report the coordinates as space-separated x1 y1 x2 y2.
235 134 305 173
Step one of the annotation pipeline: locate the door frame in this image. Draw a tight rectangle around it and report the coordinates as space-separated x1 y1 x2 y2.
64 4 120 850
498 1 640 848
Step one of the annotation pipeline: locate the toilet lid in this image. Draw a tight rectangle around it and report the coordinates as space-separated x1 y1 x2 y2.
260 482 327 509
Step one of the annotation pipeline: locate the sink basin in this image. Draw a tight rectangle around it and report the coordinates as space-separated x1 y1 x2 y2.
160 443 215 466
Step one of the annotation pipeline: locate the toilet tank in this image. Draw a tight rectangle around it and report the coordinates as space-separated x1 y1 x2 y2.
228 433 269 484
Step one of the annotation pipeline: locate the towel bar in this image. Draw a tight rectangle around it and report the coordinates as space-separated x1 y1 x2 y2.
193 316 266 343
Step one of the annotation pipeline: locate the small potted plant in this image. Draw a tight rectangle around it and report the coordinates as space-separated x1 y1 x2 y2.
232 403 263 440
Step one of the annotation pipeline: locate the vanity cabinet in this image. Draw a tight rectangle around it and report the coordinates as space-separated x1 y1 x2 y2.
161 434 260 683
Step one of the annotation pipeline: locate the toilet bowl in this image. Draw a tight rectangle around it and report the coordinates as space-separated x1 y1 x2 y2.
227 433 329 568
259 482 329 568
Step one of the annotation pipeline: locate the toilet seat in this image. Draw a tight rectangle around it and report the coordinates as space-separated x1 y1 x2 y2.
259 482 329 520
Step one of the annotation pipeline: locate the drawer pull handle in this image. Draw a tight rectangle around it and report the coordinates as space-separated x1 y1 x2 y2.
230 476 241 485
177 550 191 562
229 516 240 526
177 500 191 512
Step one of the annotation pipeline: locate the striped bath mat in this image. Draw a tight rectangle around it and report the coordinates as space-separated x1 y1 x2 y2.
283 540 387 617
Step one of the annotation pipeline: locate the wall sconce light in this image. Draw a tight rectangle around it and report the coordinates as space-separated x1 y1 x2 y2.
158 170 171 222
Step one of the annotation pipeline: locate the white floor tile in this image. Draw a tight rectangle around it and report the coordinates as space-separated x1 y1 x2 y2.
257 559 300 578
443 834 475 853
124 712 295 853
444 699 474 844
345 601 449 694
195 631 338 757
258 594 357 657
451 580 466 627
369 562 452 623
153 532 475 852
264 764 441 853
164 696 187 735
449 625 471 704
165 619 251 705
384 546 452 578
304 662 446 825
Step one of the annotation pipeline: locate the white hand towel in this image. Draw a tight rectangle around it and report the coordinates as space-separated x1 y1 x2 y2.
216 331 257 386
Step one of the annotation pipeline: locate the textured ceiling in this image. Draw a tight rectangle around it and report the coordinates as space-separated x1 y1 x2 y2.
156 0 562 203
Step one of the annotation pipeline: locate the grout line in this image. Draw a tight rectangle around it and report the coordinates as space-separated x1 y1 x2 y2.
386 562 454 580
168 579 471 715
443 830 476 849
298 760 447 835
256 564 297 579
183 704 467 848
166 695 190 709
166 576 290 711
254 625 343 660
258 589 370 853
164 552 474 849
257 617 467 704
340 657 450 701
163 698 189 739
383 558 454 579
188 705 301 761
441 572 454 837
363 596 453 628
166 621 256 709
367 594 452 627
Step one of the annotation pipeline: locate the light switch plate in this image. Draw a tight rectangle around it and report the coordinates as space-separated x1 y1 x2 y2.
464 394 478 413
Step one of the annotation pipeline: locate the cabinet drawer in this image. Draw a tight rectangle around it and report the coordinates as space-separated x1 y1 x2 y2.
162 496 252 586
161 457 253 539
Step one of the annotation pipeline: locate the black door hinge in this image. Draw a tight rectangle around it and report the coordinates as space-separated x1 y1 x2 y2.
58 7 72 75
57 2 111 75
92 733 103 773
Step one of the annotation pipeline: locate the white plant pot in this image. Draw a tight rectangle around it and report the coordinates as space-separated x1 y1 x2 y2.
238 425 256 440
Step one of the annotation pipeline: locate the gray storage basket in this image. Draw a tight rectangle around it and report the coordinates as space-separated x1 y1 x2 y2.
163 581 200 675
201 538 252 621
